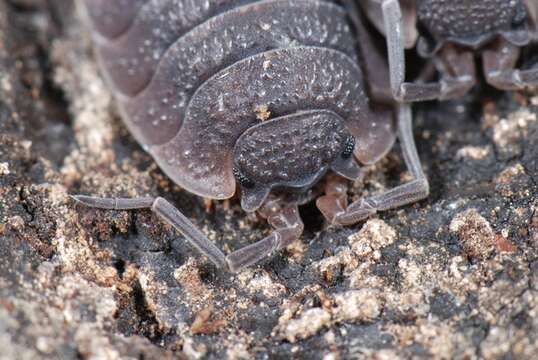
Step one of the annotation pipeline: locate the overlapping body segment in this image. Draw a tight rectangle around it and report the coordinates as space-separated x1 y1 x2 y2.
417 0 526 39
82 0 147 39
150 46 393 198
118 0 361 146
93 0 261 96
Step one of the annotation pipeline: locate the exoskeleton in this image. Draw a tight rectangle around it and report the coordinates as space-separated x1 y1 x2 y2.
74 0 429 272
360 0 538 102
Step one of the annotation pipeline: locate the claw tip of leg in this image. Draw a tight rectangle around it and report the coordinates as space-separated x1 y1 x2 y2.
69 194 81 202
69 194 90 205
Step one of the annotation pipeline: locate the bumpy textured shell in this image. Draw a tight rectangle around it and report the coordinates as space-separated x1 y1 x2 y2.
416 0 532 55
234 111 349 186
81 0 395 199
233 110 357 210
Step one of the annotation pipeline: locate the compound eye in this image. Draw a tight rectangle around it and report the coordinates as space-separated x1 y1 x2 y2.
341 136 355 159
233 167 255 189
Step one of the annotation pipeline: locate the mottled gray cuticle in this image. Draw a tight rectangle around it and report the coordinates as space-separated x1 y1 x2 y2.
233 110 350 188
115 0 358 146
417 0 528 48
95 0 262 97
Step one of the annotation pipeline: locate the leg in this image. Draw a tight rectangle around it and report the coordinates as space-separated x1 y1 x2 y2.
316 174 349 224
380 0 476 102
346 0 392 103
71 195 303 272
429 45 477 100
380 0 407 100
483 38 538 90
71 195 228 269
360 0 418 49
317 104 429 226
226 204 303 272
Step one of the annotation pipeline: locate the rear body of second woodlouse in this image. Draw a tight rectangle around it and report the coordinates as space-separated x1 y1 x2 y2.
360 0 538 103
74 0 429 272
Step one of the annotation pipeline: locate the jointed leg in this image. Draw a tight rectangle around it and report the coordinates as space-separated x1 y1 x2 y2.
71 195 303 272
398 54 476 101
380 0 476 102
361 0 418 49
316 174 349 224
227 204 303 272
380 0 406 100
347 0 392 103
72 195 229 268
483 38 538 90
316 104 429 225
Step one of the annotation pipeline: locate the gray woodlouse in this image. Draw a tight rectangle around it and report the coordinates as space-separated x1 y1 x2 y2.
360 0 538 103
73 0 429 272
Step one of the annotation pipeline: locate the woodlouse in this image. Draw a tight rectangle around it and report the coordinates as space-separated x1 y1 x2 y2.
74 0 429 272
361 0 538 102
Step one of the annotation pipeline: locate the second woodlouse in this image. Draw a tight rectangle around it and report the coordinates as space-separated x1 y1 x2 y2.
360 0 538 102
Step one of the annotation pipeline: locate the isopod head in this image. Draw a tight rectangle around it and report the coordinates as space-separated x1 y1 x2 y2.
232 110 361 211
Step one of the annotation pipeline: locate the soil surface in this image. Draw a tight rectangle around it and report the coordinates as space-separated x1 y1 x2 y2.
1 1 537 359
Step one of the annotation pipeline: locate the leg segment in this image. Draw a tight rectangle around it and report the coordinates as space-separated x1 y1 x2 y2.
346 0 392 103
409 44 476 101
70 195 155 209
72 195 228 269
71 195 303 272
380 0 476 102
316 105 429 225
226 204 303 272
381 0 407 100
316 174 349 224
483 38 538 90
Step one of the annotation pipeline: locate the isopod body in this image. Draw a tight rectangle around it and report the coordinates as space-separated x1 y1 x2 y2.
76 0 428 272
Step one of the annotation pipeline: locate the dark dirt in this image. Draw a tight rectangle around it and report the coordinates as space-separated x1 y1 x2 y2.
1 1 537 359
